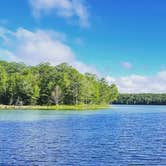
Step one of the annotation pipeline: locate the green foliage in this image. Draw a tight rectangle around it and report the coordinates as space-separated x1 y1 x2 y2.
0 61 118 106
0 66 7 103
114 94 166 105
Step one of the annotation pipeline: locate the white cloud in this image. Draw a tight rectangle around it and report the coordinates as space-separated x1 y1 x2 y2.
0 27 97 74
121 61 133 69
0 27 14 45
0 49 19 62
106 71 166 93
29 0 89 27
158 71 166 81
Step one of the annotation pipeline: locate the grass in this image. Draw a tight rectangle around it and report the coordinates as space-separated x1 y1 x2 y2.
0 104 110 111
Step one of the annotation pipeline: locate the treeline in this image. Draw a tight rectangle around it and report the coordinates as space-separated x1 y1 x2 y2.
114 94 166 105
0 61 118 106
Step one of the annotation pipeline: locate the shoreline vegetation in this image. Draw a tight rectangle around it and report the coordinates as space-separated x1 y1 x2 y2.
114 94 166 105
0 61 119 110
0 104 110 110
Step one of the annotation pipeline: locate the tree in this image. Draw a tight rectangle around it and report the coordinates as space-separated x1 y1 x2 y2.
114 94 166 105
51 85 61 105
0 65 7 104
0 60 119 106
109 84 119 103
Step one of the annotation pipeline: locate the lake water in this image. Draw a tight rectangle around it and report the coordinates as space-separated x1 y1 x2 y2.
0 105 166 165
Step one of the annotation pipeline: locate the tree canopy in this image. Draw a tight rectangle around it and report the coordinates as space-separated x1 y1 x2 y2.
114 94 166 105
0 61 118 106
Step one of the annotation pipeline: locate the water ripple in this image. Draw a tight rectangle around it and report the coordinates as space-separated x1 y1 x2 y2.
0 106 166 165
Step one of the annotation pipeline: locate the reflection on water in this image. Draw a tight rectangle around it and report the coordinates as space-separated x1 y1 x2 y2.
0 105 166 165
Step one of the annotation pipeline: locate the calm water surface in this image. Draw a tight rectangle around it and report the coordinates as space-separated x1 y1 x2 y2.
0 105 166 165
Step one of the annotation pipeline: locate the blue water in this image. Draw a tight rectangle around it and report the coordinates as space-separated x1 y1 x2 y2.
0 105 166 165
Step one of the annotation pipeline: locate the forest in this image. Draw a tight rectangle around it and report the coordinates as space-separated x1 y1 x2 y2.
114 93 166 105
0 61 118 106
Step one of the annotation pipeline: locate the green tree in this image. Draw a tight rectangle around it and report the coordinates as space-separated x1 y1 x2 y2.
0 60 119 106
0 65 7 104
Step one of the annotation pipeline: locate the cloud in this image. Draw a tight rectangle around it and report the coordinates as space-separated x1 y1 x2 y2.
106 71 166 93
29 0 89 27
0 27 97 74
0 49 19 62
121 61 133 69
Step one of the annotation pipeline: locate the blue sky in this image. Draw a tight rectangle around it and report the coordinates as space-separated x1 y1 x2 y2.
0 0 166 93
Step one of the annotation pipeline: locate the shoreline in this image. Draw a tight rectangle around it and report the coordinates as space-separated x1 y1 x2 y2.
0 105 110 111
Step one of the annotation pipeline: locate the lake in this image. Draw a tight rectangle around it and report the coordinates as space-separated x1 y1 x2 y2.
0 105 166 165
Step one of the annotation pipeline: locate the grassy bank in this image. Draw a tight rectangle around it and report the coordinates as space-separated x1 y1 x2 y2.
0 104 110 111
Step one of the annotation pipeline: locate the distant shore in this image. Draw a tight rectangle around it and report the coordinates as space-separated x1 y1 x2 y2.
0 105 110 111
